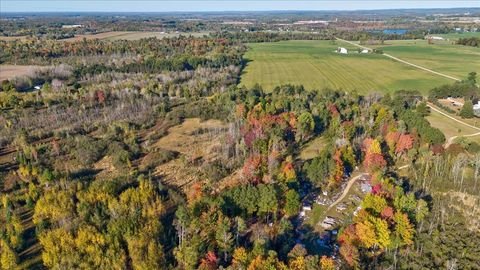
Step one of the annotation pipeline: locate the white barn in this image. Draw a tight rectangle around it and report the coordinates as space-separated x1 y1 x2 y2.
337 47 348 54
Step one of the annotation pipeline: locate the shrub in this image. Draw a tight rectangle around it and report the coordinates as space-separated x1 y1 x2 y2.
73 136 106 166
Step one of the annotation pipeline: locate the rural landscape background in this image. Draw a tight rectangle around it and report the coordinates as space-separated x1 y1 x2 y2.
0 1 480 269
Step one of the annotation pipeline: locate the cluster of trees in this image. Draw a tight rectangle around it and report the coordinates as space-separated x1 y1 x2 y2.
428 73 479 119
428 72 478 100
339 177 426 268
457 37 480 47
0 36 245 66
1 76 478 270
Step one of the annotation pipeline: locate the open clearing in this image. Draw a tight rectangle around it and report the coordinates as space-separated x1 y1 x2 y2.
149 118 229 190
0 65 38 81
64 31 209 41
426 107 480 144
300 136 326 160
240 40 451 93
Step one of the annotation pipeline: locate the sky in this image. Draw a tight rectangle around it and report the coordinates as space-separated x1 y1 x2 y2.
1 0 479 13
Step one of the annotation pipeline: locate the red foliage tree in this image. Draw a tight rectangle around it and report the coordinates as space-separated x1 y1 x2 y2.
380 206 394 220
96 90 105 105
395 134 413 155
242 155 265 184
328 103 340 117
364 153 387 171
199 251 218 270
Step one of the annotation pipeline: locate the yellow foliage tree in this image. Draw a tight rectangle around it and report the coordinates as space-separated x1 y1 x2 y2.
320 256 335 270
0 240 18 270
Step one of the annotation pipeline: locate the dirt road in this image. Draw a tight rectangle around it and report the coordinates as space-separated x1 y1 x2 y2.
427 103 480 147
327 173 368 211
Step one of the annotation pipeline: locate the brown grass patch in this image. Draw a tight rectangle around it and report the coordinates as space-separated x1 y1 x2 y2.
63 31 209 42
63 31 132 41
0 36 28 41
150 118 229 190
0 65 40 81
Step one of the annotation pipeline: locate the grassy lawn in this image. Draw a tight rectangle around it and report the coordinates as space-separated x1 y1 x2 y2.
467 135 480 144
240 40 451 93
368 39 480 80
426 109 479 139
435 32 480 40
300 136 326 160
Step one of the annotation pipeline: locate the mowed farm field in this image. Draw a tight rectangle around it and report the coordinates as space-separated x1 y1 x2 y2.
368 39 480 79
240 40 478 93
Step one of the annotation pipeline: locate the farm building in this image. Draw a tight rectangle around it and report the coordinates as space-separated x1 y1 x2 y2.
425 35 444 40
474 101 480 116
337 47 348 54
62 24 83 29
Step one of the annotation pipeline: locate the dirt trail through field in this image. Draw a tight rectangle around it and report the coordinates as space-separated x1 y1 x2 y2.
335 38 461 82
427 103 480 147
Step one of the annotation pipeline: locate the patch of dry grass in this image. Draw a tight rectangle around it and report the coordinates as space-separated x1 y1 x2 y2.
148 118 228 190
0 65 40 81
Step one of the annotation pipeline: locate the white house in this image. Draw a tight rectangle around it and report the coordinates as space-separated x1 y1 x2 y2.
474 101 480 110
302 204 312 211
474 101 480 117
337 47 348 54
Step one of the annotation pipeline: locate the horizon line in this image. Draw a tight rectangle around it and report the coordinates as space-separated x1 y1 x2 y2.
2 6 480 14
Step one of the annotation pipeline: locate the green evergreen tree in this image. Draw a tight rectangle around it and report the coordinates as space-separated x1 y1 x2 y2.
460 100 475 119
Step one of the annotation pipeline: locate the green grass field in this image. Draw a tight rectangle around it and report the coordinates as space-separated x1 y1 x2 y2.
240 40 453 93
368 39 480 79
436 32 480 40
300 136 326 160
426 109 479 139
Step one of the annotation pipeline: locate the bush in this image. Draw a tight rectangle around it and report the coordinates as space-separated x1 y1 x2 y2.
459 100 475 119
467 142 480 154
107 142 132 170
73 136 106 166
140 148 178 171
202 161 230 182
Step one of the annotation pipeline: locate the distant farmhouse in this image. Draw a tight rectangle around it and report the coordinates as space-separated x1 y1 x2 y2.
337 47 348 54
425 35 444 40
62 24 83 29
